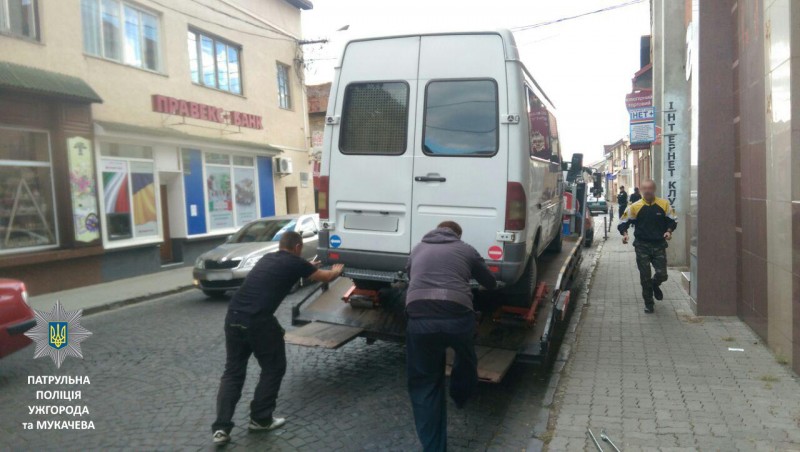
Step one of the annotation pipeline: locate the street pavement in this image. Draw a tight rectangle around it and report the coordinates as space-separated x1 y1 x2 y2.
0 235 600 451
545 222 800 451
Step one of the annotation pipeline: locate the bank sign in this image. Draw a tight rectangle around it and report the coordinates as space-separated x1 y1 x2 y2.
152 95 263 130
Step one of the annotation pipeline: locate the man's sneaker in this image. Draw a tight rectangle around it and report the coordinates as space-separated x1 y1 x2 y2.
644 305 655 314
652 283 663 301
249 417 286 431
212 430 230 445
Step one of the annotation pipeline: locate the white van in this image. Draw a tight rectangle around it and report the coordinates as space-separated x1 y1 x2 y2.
317 30 564 306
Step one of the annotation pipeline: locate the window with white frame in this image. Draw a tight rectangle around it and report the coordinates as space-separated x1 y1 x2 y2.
277 62 291 109
81 0 161 71
0 127 57 253
204 152 257 231
0 0 38 40
188 29 242 94
98 143 159 242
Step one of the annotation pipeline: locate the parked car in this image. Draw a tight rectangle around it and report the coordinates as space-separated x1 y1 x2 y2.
587 195 608 215
0 279 35 359
317 30 564 307
193 214 320 298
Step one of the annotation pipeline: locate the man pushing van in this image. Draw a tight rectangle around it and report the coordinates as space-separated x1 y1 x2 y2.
404 221 497 451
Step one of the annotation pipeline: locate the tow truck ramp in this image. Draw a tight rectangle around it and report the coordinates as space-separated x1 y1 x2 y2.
287 236 583 383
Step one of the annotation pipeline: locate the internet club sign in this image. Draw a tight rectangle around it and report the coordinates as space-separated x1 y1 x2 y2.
151 94 263 130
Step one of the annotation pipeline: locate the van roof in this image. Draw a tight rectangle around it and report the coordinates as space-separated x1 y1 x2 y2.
336 29 555 109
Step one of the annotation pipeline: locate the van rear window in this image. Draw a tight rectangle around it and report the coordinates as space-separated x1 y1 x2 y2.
339 82 409 155
423 80 498 157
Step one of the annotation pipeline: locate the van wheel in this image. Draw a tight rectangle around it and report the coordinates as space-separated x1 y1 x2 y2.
202 290 228 299
505 256 538 308
546 228 563 253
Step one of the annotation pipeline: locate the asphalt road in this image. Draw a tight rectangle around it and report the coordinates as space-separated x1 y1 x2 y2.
0 229 600 451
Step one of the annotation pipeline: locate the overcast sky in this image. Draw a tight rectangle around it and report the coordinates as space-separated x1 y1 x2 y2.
300 0 650 164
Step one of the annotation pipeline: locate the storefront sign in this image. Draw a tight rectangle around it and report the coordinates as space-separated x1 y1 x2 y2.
626 91 655 145
67 137 100 243
151 95 263 130
663 100 679 206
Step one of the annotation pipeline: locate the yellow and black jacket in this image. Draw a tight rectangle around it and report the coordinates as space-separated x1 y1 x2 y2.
618 197 678 245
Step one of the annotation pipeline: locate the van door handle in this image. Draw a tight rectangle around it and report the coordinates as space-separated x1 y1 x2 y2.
415 176 446 182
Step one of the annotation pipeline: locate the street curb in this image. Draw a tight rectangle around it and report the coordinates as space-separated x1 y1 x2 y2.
81 285 196 317
529 236 606 451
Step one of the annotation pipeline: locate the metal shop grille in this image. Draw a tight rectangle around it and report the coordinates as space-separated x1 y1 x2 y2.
339 82 409 155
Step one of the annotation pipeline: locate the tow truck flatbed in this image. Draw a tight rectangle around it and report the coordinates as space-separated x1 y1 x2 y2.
287 235 583 383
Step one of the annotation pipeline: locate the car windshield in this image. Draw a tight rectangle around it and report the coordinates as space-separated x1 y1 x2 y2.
228 219 297 243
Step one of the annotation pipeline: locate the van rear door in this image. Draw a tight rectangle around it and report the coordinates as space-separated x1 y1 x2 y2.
411 34 509 259
326 37 420 255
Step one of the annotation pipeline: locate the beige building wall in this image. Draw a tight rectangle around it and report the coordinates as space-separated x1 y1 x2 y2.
0 0 314 216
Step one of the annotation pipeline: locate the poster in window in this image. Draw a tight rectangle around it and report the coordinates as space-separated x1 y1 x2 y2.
207 166 233 229
529 107 551 160
131 161 158 237
102 159 132 240
67 137 100 243
234 167 257 225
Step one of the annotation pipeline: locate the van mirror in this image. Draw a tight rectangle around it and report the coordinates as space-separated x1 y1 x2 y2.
301 230 315 238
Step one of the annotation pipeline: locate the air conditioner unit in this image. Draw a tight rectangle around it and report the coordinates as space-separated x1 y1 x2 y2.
275 157 293 175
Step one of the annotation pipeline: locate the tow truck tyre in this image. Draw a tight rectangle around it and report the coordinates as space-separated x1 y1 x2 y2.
545 227 563 253
505 255 538 308
202 290 228 299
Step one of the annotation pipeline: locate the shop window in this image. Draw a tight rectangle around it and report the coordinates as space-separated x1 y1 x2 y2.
81 0 161 72
277 62 291 109
0 127 57 253
204 152 258 231
188 29 242 94
99 145 158 243
0 0 38 40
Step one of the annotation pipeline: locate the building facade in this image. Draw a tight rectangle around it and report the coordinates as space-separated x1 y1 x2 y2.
0 0 314 294
652 0 800 373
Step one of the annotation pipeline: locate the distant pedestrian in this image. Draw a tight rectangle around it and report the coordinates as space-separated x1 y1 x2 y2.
618 180 677 313
616 186 628 218
405 221 497 452
211 231 344 445
629 187 642 204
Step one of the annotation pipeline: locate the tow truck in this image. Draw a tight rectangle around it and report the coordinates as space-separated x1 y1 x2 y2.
286 162 591 383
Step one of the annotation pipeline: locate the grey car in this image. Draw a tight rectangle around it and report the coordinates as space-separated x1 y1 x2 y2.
192 214 320 298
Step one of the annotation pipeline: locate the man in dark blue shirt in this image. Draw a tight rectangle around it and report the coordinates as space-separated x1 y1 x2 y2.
212 231 343 445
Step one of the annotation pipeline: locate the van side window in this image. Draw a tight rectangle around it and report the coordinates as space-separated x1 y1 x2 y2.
422 79 498 157
339 82 409 155
525 85 552 161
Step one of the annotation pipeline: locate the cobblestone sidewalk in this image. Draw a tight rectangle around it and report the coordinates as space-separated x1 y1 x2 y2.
546 235 800 451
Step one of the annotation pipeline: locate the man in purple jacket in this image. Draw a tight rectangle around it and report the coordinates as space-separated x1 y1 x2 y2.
405 221 497 452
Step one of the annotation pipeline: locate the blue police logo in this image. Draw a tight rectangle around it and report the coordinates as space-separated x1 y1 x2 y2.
48 322 68 350
329 235 342 249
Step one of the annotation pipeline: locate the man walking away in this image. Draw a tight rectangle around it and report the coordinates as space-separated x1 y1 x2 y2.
405 221 497 452
617 186 629 219
211 231 344 445
618 180 677 313
629 187 642 204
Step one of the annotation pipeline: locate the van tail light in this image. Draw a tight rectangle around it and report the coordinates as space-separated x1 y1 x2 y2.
505 182 526 231
318 176 329 220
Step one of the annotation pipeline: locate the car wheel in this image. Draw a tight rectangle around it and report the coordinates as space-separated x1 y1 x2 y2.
504 255 538 308
546 227 563 253
202 290 228 299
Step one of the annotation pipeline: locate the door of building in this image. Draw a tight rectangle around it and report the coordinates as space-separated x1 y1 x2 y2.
285 187 299 214
159 185 173 263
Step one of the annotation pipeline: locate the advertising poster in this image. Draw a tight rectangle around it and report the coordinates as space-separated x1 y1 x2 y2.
529 107 551 160
130 161 158 237
67 137 100 243
234 167 257 226
207 166 233 229
101 159 132 240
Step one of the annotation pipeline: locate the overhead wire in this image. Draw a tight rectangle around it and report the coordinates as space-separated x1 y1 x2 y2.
511 0 647 32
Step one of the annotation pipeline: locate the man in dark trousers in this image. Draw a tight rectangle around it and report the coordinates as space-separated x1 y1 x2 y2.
211 231 344 445
629 186 642 204
617 186 629 218
405 221 497 452
618 180 678 313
